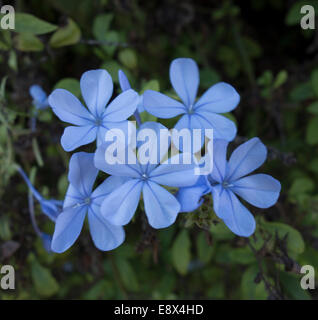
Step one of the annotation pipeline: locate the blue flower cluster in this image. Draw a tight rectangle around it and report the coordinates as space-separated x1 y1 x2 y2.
23 57 280 253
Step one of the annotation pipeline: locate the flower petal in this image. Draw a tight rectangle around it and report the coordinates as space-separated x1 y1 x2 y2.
176 179 209 212
51 206 86 253
213 188 256 237
210 139 229 183
169 58 199 107
143 181 180 228
91 175 130 206
94 142 141 178
194 82 240 113
80 69 113 117
88 206 125 251
231 174 281 208
149 153 198 187
48 89 93 125
143 90 186 118
118 69 131 91
194 112 237 142
226 137 267 181
68 152 98 197
61 125 98 152
100 179 142 225
103 89 139 122
62 184 83 209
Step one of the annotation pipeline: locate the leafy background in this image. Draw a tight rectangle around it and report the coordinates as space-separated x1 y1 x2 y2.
0 0 317 300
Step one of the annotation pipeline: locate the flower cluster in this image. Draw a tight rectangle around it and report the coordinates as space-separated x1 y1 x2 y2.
22 57 280 253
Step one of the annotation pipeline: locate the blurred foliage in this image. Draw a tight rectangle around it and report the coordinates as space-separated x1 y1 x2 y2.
0 0 318 300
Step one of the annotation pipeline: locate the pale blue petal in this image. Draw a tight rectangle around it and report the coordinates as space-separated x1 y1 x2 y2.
51 206 87 253
48 89 93 125
137 121 170 172
226 137 267 181
30 85 48 109
61 125 97 152
231 174 281 208
194 82 240 113
100 179 142 225
68 152 98 197
143 181 180 229
103 89 138 122
80 69 113 117
137 95 144 113
91 176 130 206
177 180 209 212
149 154 198 187
88 206 125 251
94 142 141 178
172 114 204 153
143 90 186 118
210 139 229 183
62 184 83 209
169 58 199 107
118 69 131 91
213 188 256 237
194 112 237 142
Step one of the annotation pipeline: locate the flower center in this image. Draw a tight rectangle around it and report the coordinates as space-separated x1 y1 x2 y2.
141 173 148 181
222 181 233 189
188 104 194 114
84 197 91 205
95 117 102 126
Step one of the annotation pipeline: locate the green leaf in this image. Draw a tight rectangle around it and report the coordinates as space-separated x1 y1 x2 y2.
210 221 235 240
289 177 315 197
262 221 305 255
15 13 57 35
172 229 191 275
30 255 59 297
280 272 311 300
289 82 315 102
115 256 139 292
49 18 81 48
0 216 11 240
54 78 81 97
8 50 17 71
196 232 214 264
200 68 220 89
140 80 160 94
14 33 44 52
273 70 288 89
307 101 318 114
93 14 114 40
306 117 318 145
118 48 138 69
241 264 267 300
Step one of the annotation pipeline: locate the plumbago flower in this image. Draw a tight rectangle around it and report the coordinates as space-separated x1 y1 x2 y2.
118 70 144 113
94 122 199 229
143 58 240 152
48 69 139 152
177 138 281 237
29 85 49 110
51 152 125 253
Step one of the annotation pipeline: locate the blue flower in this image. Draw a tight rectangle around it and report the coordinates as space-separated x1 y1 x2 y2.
118 69 144 113
51 152 125 253
94 122 199 229
177 138 281 237
143 58 240 152
29 85 49 110
48 69 139 152
17 166 62 222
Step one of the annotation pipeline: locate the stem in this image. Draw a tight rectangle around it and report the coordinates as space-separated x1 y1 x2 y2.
134 110 142 126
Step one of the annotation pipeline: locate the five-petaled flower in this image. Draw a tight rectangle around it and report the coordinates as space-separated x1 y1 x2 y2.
51 152 125 253
177 138 281 237
94 122 199 229
48 69 139 151
143 58 240 152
